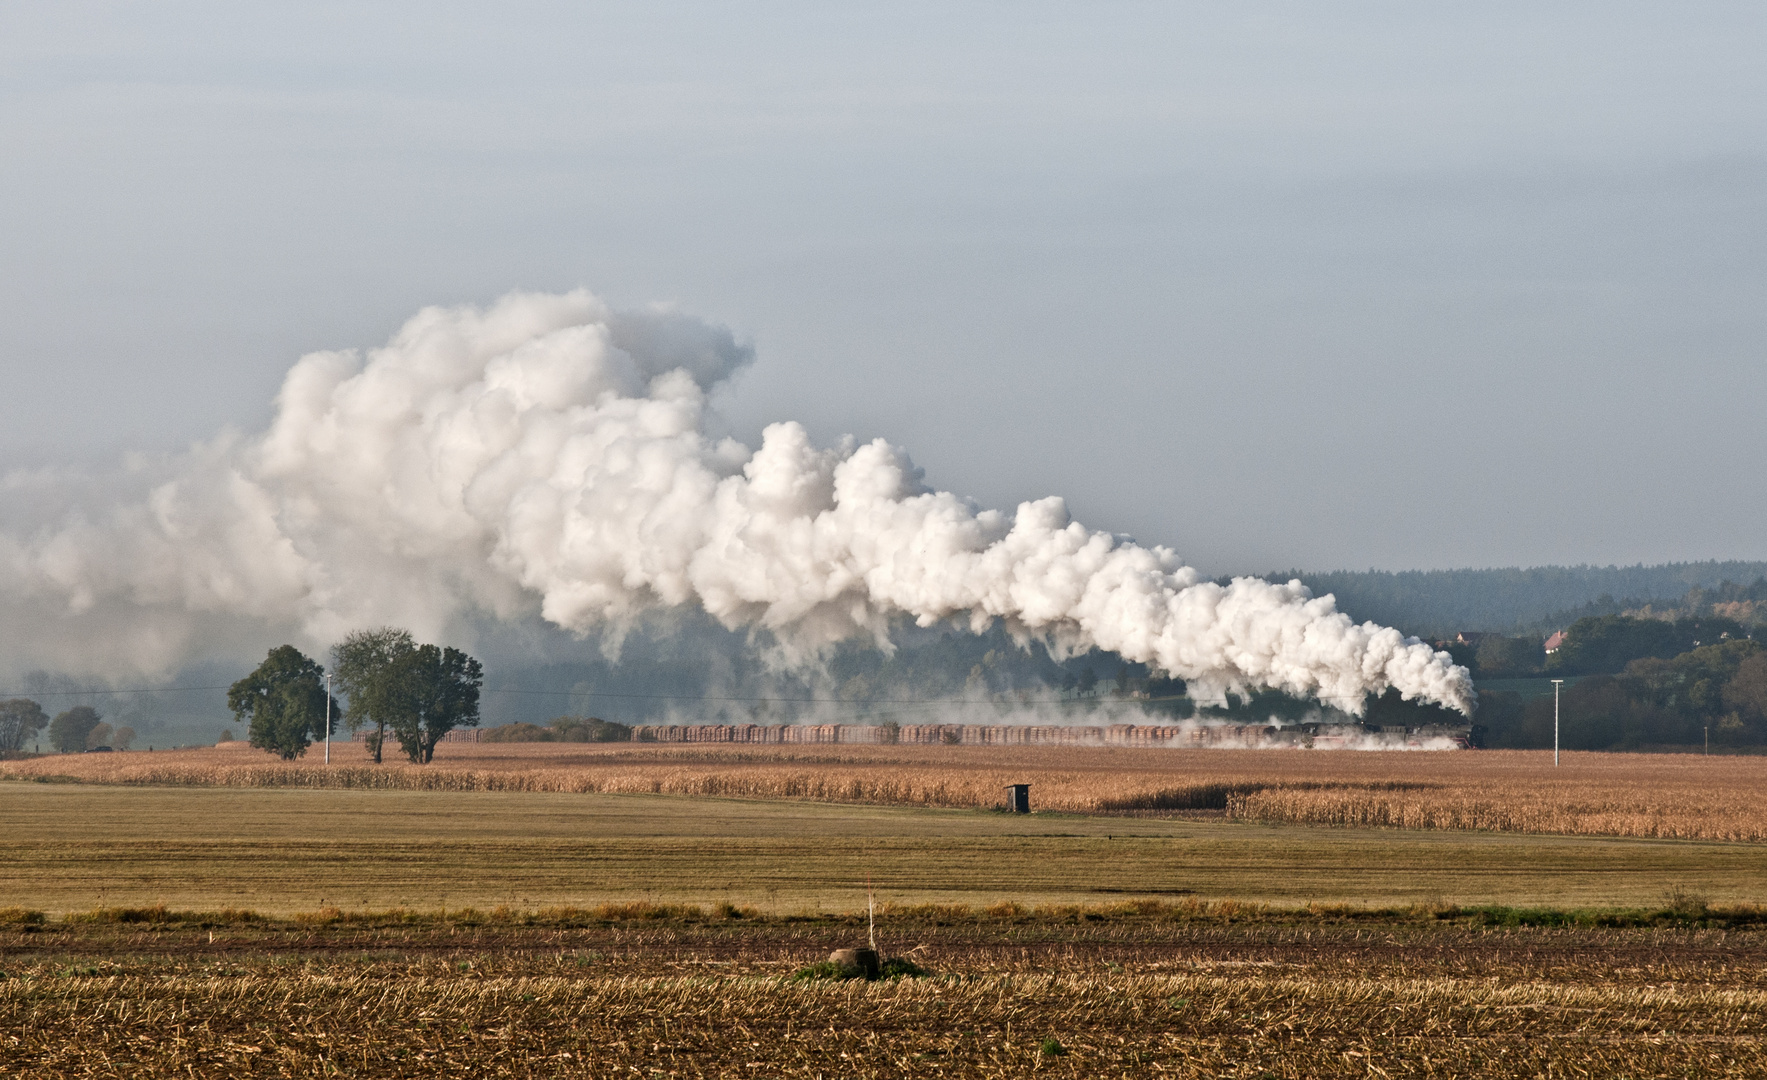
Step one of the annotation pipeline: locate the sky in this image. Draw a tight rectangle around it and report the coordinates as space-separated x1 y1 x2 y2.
2 1 1763 576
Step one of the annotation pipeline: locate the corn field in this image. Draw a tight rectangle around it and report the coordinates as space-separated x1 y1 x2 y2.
9 742 1767 842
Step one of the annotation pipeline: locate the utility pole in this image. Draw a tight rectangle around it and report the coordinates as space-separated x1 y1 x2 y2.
325 673 332 765
1551 679 1564 767
1705 725 1709 756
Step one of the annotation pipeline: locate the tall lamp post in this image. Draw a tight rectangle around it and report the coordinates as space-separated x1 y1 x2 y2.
1551 678 1564 767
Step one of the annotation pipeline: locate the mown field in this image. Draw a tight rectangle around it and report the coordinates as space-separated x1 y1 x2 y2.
6 782 1767 914
9 739 1767 840
6 905 1767 1078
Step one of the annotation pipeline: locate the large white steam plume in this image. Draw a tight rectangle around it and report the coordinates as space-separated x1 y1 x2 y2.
0 291 1473 715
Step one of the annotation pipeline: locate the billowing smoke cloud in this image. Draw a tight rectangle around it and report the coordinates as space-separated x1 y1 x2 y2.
0 291 1474 715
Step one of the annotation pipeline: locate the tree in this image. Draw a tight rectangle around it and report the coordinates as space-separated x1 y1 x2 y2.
1723 652 1767 725
86 722 114 750
1473 635 1544 677
1621 639 1762 745
548 716 631 743
227 646 340 760
112 725 136 751
48 706 102 754
0 698 48 753
1549 614 1748 675
331 628 416 764
482 717 631 743
386 644 483 764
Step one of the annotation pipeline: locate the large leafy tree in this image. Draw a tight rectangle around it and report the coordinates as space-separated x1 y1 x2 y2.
227 646 340 760
0 698 48 753
331 628 416 764
1723 652 1767 726
47 706 102 754
387 644 483 764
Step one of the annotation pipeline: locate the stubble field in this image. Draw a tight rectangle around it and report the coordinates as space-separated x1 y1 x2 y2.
7 905 1767 1078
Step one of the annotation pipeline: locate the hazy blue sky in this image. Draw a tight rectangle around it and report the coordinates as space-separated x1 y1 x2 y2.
3 2 1763 575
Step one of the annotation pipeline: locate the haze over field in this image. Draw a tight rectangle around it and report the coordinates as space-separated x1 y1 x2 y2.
0 292 1471 717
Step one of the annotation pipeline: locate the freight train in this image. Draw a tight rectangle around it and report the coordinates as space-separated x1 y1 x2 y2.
623 720 1473 749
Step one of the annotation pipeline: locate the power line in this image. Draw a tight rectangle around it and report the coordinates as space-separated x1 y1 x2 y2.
0 684 232 700
479 687 1184 706
0 681 1185 710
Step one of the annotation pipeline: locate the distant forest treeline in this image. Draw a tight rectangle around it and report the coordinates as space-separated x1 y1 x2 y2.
23 561 1767 752
1274 561 1767 637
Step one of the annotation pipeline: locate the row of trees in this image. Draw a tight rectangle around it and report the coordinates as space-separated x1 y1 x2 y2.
227 629 483 762
1474 638 1767 750
1 700 136 754
1546 614 1749 676
1283 565 1767 640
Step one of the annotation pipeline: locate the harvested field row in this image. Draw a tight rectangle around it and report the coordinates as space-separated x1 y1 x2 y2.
12 900 1767 978
9 968 1767 1077
11 742 1767 842
9 868 1766 1077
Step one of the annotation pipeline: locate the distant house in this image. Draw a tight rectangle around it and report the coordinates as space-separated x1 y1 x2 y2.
1543 631 1566 655
1454 632 1489 647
